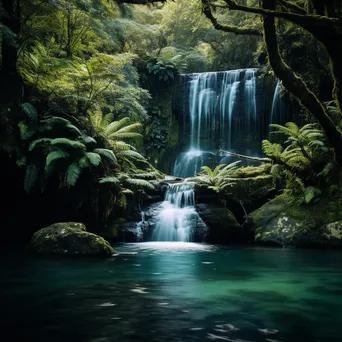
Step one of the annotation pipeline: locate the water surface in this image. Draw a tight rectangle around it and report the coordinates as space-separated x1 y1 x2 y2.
1 243 342 342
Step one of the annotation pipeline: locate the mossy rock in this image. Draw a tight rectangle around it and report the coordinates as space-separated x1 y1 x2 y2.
225 175 276 204
196 203 249 243
28 222 116 257
247 194 342 247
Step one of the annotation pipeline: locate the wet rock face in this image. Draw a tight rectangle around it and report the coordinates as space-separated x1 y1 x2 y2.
195 203 251 244
247 194 342 247
28 222 116 257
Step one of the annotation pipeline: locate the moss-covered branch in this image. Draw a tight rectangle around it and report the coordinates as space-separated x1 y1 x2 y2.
220 150 272 163
202 0 262 36
277 0 307 14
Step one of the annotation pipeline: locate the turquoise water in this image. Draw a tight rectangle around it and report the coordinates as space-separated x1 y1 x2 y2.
1 242 342 342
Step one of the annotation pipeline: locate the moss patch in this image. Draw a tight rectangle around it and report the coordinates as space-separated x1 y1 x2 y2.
247 195 342 247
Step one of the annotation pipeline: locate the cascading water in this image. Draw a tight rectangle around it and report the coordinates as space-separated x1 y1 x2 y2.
173 69 261 178
269 80 285 136
151 182 199 242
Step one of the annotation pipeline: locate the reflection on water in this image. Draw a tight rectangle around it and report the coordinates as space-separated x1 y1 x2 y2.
1 245 342 342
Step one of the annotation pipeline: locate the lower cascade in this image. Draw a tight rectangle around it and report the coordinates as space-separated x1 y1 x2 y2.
151 182 199 242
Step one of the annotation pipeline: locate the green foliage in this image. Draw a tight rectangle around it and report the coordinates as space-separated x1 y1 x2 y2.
263 122 336 203
189 161 241 194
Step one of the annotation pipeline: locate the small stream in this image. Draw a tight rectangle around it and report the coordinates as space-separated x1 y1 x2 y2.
1 244 342 342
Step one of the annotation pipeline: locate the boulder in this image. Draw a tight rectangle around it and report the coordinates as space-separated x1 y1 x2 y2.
195 203 249 243
246 194 342 247
28 222 116 257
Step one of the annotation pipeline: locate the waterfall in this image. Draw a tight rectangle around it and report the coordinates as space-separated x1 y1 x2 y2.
173 69 259 178
270 80 285 125
151 182 198 242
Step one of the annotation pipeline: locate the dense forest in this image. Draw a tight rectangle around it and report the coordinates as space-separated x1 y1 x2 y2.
1 0 342 247
2 2 342 342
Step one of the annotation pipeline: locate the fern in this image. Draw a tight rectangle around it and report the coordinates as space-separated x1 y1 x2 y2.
46 151 69 165
66 124 82 136
79 136 97 145
21 103 38 123
29 138 52 151
24 164 38 193
125 178 155 190
262 140 282 158
65 162 82 187
118 150 146 161
86 152 102 166
99 176 120 184
94 148 117 164
51 138 86 150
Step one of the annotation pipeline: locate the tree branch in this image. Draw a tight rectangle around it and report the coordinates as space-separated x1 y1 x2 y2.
277 0 306 15
202 0 262 36
222 0 339 29
220 149 272 163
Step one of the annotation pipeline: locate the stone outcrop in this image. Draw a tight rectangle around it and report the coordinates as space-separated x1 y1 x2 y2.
28 222 116 257
246 194 342 247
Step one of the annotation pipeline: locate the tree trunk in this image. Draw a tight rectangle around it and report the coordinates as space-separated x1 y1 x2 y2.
0 0 22 102
262 0 342 166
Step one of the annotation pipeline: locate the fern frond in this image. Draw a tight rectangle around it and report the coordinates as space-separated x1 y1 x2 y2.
104 117 130 135
86 152 102 166
262 140 282 158
24 164 38 193
108 132 142 140
65 162 82 187
79 136 97 145
99 177 120 184
66 124 82 136
21 103 38 123
46 151 69 165
51 138 86 150
94 148 117 164
29 138 52 151
118 150 146 161
125 178 155 190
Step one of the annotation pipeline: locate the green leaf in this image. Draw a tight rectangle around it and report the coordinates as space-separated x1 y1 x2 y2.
66 124 82 136
21 103 38 123
99 177 120 184
86 152 101 166
29 138 52 151
66 162 82 187
46 151 69 166
94 148 117 164
125 178 154 190
24 164 38 193
51 138 86 150
304 186 321 204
